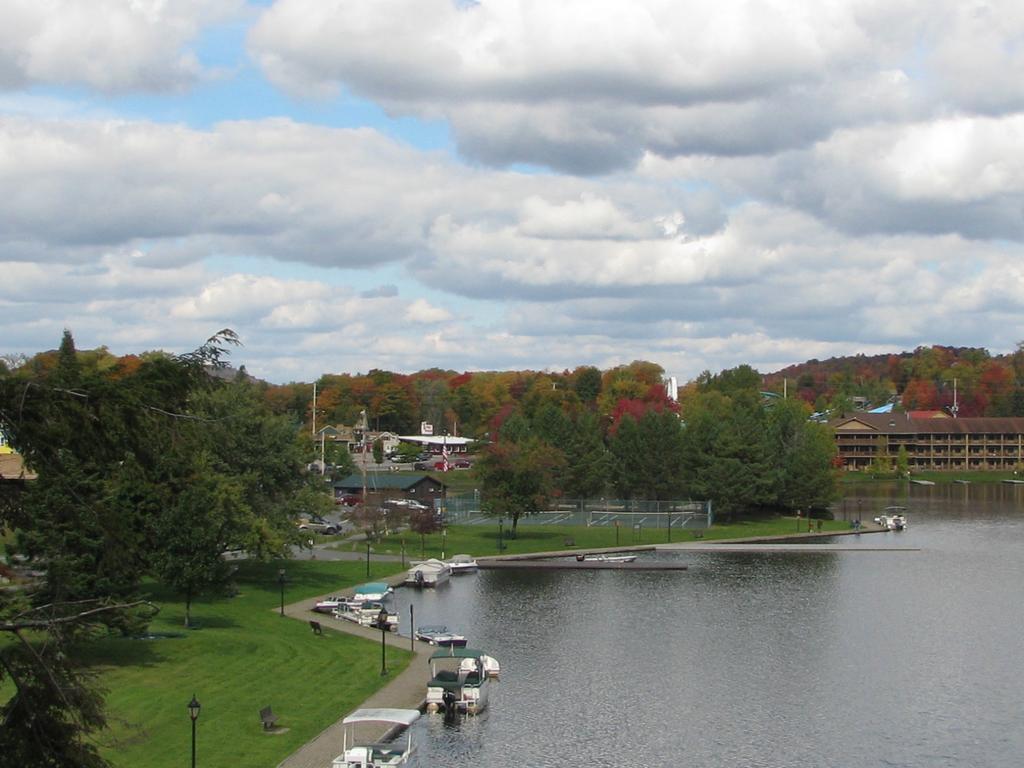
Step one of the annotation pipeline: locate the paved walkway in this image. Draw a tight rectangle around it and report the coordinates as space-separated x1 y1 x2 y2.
276 571 433 768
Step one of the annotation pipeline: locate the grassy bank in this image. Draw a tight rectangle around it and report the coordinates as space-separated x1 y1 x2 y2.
338 517 852 561
841 470 1020 484
80 560 411 768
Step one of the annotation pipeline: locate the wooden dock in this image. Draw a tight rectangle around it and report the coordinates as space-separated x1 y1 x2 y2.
477 558 687 571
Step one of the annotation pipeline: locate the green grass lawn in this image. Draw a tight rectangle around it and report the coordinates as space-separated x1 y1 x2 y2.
841 470 1020 484
343 516 853 561
79 560 411 768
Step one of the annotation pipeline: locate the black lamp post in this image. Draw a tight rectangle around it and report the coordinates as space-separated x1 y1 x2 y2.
188 694 201 768
277 569 286 617
497 517 504 552
409 604 415 654
365 540 371 577
378 608 388 676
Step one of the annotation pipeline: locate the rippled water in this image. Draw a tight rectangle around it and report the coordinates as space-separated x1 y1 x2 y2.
394 485 1024 767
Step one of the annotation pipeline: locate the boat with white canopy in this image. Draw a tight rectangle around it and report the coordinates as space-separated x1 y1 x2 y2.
331 708 420 767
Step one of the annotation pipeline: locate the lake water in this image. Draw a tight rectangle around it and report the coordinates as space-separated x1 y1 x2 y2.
395 484 1024 767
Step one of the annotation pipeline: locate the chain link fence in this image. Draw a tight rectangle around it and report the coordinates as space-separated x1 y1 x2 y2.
441 492 713 530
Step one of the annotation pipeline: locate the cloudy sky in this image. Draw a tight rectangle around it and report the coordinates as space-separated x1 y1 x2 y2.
3 0 1024 383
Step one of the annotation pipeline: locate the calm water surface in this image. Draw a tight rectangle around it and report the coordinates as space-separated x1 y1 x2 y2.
394 485 1024 767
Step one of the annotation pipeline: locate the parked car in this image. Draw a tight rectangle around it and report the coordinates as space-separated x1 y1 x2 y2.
297 519 341 535
413 461 429 471
337 493 362 506
453 459 472 469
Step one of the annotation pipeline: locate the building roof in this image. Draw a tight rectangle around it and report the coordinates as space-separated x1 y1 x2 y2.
906 410 950 419
397 435 475 447
334 473 445 491
831 413 1024 435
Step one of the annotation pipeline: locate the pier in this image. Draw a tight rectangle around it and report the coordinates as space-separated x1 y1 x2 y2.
477 558 688 570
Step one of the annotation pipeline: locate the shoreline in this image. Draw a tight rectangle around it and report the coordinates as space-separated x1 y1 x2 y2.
276 525 897 765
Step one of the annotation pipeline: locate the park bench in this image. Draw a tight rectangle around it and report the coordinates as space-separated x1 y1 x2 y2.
563 537 576 547
259 706 279 731
309 620 322 635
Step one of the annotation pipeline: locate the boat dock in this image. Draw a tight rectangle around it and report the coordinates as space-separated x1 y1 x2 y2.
657 542 919 553
477 558 688 570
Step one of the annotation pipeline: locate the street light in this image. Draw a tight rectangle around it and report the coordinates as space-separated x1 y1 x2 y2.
277 569 286 617
497 517 504 552
441 528 447 560
365 540 371 577
188 694 201 768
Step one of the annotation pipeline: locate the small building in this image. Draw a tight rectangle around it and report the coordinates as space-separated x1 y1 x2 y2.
333 473 447 505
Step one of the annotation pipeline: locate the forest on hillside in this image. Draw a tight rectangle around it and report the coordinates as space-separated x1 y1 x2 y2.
761 344 1024 418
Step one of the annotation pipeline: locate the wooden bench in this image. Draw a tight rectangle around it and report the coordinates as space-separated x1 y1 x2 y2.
259 706 279 731
309 620 322 635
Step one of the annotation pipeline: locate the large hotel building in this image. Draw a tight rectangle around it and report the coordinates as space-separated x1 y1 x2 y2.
830 413 1024 471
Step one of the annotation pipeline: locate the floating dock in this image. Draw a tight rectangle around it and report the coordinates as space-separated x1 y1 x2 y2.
477 558 687 571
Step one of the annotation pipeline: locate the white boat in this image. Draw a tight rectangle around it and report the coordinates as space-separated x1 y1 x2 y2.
873 506 908 531
575 553 638 563
426 647 496 715
353 582 394 601
313 596 348 614
315 583 392 614
415 625 467 647
404 558 451 588
446 554 479 574
465 653 500 680
332 708 419 767
334 600 399 631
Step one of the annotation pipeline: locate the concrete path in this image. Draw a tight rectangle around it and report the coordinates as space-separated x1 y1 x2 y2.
275 572 434 768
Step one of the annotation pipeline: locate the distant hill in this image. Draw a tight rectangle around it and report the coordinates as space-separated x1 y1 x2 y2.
760 345 1023 417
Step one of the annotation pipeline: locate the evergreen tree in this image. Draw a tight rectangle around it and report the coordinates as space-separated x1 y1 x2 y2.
563 411 611 498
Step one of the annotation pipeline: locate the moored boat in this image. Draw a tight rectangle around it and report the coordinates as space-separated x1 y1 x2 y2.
334 600 398 631
575 553 638 563
404 558 451 587
873 506 908 531
446 554 479 574
415 625 467 647
353 582 394 601
332 708 419 767
426 647 496 715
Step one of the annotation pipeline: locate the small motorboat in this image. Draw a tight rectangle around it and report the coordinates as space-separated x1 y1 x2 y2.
334 601 399 631
575 553 638 563
873 506 908 531
332 708 420 767
353 582 394 601
415 625 468 647
446 554 479 574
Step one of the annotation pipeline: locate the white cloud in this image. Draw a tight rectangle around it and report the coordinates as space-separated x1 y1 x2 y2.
248 0 997 173
404 298 453 324
0 0 242 92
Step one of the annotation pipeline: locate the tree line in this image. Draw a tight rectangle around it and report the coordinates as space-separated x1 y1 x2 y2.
764 343 1024 417
475 363 838 533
